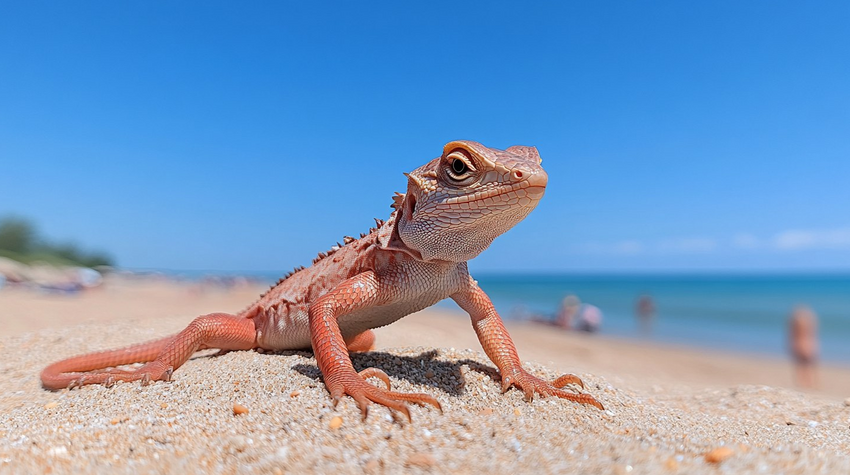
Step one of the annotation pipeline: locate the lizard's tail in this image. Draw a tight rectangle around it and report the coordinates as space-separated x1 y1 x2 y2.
40 335 175 391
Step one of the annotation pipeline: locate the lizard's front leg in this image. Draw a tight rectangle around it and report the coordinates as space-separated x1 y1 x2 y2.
451 275 603 410
309 271 441 421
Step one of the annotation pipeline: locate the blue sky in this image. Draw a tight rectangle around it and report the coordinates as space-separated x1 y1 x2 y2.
1 2 848 273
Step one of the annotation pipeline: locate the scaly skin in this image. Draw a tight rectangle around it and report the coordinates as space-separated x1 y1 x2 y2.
41 140 603 418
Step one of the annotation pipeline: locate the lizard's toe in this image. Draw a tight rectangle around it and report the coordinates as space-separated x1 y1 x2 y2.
358 367 392 390
383 390 442 412
503 369 603 410
330 372 440 422
350 391 371 420
553 373 585 389
500 374 514 393
551 387 604 410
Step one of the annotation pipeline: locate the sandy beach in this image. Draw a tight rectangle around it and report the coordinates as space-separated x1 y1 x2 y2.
1 278 849 474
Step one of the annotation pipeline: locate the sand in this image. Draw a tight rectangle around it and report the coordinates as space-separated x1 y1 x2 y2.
1 278 849 474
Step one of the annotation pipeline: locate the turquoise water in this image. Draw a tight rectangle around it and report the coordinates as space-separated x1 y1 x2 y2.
465 274 850 362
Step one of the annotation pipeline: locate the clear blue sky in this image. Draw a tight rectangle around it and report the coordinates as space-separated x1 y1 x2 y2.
1 2 848 273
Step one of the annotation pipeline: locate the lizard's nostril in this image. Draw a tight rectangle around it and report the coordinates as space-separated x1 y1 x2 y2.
512 170 524 180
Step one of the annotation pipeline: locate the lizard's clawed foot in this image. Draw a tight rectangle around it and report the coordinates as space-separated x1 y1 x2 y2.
328 367 442 421
501 369 603 410
66 362 174 390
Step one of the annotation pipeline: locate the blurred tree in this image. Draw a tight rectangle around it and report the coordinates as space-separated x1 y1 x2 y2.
0 216 114 267
0 217 37 253
40 242 113 268
43 242 85 263
79 251 113 268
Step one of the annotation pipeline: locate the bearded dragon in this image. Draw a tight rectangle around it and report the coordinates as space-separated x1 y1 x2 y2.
41 140 603 419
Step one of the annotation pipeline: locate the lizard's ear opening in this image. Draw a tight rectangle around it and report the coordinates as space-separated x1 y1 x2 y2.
377 198 423 260
405 193 417 218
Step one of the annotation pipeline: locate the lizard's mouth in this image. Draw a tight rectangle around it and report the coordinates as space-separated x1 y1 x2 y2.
447 183 545 208
523 184 546 200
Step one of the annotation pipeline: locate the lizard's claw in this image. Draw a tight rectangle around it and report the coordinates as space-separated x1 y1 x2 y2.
328 368 442 422
358 367 392 390
67 376 85 390
553 373 585 389
501 369 603 410
65 362 174 390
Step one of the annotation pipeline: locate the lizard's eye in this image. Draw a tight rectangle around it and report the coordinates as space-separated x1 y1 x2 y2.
451 158 468 175
444 150 476 183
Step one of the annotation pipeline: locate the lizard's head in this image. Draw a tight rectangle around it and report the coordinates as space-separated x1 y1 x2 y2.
395 140 547 262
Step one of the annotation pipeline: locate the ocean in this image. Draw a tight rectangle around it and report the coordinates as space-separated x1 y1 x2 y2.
467 274 850 363
157 269 850 363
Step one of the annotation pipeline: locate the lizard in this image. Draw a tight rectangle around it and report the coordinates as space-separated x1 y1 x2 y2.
41 140 603 419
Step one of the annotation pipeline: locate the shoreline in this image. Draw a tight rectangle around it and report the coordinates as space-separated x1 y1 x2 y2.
379 309 850 400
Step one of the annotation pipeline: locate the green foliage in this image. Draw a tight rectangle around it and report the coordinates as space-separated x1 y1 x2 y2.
0 217 37 254
37 243 114 268
0 216 114 268
0 249 80 267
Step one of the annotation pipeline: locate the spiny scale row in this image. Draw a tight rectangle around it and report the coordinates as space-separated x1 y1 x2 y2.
264 216 390 294
306 217 386 265
391 192 404 210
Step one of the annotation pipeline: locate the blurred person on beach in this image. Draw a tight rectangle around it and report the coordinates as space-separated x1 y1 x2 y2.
576 303 602 333
788 305 819 389
635 294 656 334
526 294 582 330
527 295 601 333
555 295 581 329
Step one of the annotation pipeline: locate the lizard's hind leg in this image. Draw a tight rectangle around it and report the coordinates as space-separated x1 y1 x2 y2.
41 313 257 390
344 330 376 352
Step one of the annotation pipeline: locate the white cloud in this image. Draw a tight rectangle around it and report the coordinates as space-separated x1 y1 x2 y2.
772 228 850 251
